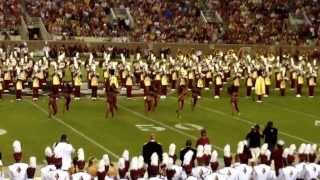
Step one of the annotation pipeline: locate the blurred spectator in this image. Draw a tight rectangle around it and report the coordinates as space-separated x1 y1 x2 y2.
179 139 196 164
142 133 163 165
263 121 278 150
196 129 210 146
246 125 262 148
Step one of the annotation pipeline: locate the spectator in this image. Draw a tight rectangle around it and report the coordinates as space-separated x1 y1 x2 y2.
263 121 278 150
179 139 196 165
53 134 75 171
245 125 262 148
196 129 210 146
142 133 163 165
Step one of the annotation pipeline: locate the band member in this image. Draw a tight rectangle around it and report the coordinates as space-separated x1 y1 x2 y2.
176 87 188 118
52 72 61 96
144 89 158 113
205 71 212 90
178 78 187 95
255 71 265 103
290 70 297 90
308 75 316 97
74 72 82 100
63 84 72 112
264 75 271 97
3 70 11 92
48 94 58 118
233 75 240 93
144 75 151 97
16 79 23 101
296 73 303 97
126 75 133 98
154 72 161 94
171 70 177 90
228 86 240 116
196 75 204 97
106 84 118 118
214 73 222 99
32 76 40 101
246 75 253 97
91 72 99 100
191 86 200 111
161 74 168 98
188 70 194 89
275 71 282 90
280 79 286 96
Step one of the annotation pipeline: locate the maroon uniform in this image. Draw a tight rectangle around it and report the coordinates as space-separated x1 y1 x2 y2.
106 85 118 118
191 87 200 111
231 92 239 115
48 95 58 117
176 87 188 118
63 84 72 111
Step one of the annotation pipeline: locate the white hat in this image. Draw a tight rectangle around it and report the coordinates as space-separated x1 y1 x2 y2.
204 144 212 155
304 144 312 154
98 160 105 172
282 148 289 158
130 157 139 170
260 143 268 155
167 157 174 169
168 143 176 156
183 150 194 166
102 154 110 166
298 143 306 154
29 156 36 168
224 144 231 158
13 140 22 153
44 146 53 157
311 144 317 154
118 158 126 170
277 140 285 146
150 153 159 166
0 160 2 166
196 145 204 158
237 141 244 154
122 150 130 161
289 144 296 155
162 153 169 165
137 156 144 169
77 148 85 161
210 150 218 162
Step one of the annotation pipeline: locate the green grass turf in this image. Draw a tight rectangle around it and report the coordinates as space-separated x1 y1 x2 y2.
0 88 319 165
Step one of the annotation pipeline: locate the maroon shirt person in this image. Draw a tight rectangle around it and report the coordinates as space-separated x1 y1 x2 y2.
196 129 210 146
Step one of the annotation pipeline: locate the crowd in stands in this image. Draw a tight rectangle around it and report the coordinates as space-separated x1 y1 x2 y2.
0 0 311 44
0 126 319 180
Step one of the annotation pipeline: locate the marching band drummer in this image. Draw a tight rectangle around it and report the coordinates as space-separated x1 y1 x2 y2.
3 69 12 93
90 71 99 100
15 78 23 101
246 74 253 97
32 74 40 101
308 73 316 97
125 75 133 98
52 71 61 97
214 72 222 99
296 72 304 98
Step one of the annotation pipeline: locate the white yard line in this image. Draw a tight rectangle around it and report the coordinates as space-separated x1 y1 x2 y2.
118 104 224 152
199 97 315 144
26 100 120 159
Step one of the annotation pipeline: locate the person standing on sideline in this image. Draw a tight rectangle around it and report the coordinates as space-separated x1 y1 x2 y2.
53 134 74 171
263 121 278 150
142 133 163 165
196 129 210 146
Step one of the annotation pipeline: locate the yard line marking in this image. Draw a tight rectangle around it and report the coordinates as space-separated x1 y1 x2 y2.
118 104 224 152
26 100 120 159
198 97 314 144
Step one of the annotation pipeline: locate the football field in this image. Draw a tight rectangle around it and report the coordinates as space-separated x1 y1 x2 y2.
0 89 320 165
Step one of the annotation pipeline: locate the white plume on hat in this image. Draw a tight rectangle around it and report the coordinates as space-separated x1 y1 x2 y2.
204 144 212 155
44 146 53 157
196 145 204 158
29 156 37 168
122 150 130 161
260 144 268 155
13 140 22 153
118 158 126 170
237 141 244 154
298 143 306 154
102 154 110 166
224 144 231 158
98 160 105 172
210 150 218 162
150 153 159 166
137 156 144 169
289 144 296 155
0 160 2 166
130 157 139 170
183 150 194 166
77 148 85 161
168 143 176 156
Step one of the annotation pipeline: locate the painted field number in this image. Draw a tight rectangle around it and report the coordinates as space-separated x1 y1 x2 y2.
136 124 166 132
174 123 204 131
